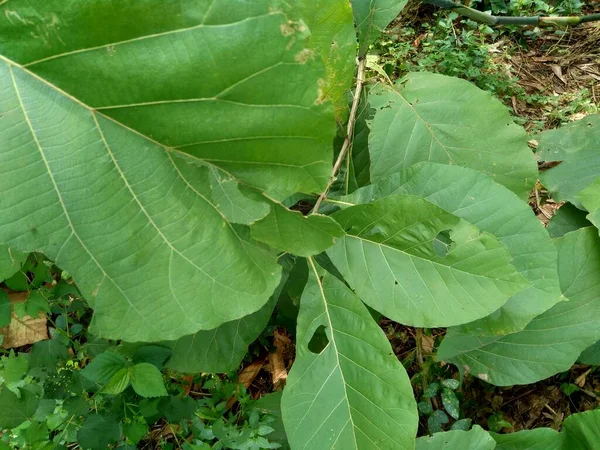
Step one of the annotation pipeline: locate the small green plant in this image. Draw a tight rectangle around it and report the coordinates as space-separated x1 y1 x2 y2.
418 379 471 434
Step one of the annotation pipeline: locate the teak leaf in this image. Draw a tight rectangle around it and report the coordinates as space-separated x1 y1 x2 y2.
328 194 529 328
368 73 538 198
416 426 496 450
352 0 409 57
439 227 600 386
281 259 418 449
340 162 562 335
537 114 600 207
0 0 341 341
251 203 345 257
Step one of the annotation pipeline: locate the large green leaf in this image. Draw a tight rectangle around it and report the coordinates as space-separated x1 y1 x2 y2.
438 227 600 386
578 339 600 365
416 426 496 450
352 0 409 57
493 428 563 450
368 73 537 198
0 0 340 341
164 268 288 373
281 259 418 449
251 203 344 257
538 115 600 207
296 0 356 118
579 178 600 234
340 162 561 335
493 409 600 450
327 194 528 328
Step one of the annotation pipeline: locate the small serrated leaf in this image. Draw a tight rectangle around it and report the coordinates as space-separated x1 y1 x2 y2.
102 368 131 395
130 363 167 398
81 352 126 385
123 421 148 445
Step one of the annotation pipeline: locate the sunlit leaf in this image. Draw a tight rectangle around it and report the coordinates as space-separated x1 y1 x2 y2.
281 259 418 449
340 162 562 335
368 73 537 198
0 0 340 341
327 194 529 327
438 227 600 386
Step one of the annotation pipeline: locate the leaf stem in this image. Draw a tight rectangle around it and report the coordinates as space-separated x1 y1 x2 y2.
312 57 367 213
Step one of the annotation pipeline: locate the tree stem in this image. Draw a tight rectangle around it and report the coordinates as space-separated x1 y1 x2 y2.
425 0 600 27
312 57 367 214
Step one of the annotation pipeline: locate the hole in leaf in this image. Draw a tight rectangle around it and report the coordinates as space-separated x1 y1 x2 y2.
308 325 329 354
433 229 454 257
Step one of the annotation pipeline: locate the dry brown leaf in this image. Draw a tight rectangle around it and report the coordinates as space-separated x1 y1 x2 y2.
269 329 291 390
421 334 435 354
0 292 48 349
575 369 592 388
225 359 265 410
238 360 264 389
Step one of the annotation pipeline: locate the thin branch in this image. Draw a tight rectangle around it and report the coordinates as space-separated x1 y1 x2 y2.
312 58 367 214
425 0 600 26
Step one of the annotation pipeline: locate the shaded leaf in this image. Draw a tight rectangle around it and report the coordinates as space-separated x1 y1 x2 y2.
132 345 172 369
77 414 120 450
0 386 39 429
251 203 344 256
0 291 10 327
0 245 26 281
428 410 449 434
578 339 600 365
123 421 149 445
159 395 198 423
547 203 592 238
164 267 288 373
